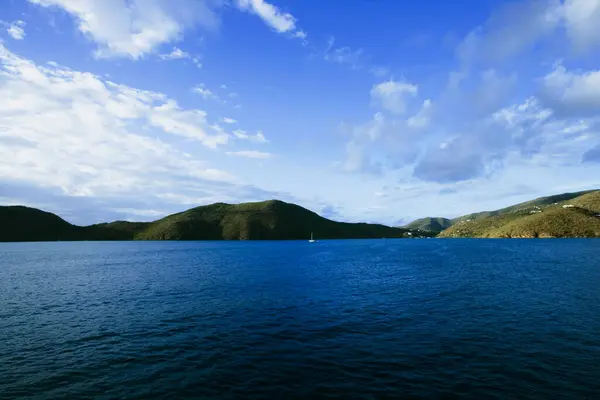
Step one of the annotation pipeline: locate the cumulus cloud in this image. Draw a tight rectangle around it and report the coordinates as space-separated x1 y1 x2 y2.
562 0 600 53
341 113 384 175
28 0 221 59
0 43 238 210
370 79 418 115
410 94 599 183
413 143 485 183
539 64 600 117
346 62 598 184
339 111 422 175
470 69 518 115
407 99 433 128
222 117 237 124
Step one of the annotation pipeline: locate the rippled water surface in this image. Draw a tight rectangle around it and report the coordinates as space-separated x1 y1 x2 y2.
2 239 600 399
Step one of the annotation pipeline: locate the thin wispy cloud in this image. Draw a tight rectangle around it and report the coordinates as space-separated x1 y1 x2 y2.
3 20 26 40
226 150 273 159
158 47 202 67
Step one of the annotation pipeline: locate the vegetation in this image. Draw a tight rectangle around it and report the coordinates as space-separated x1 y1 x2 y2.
438 190 600 238
0 200 427 242
135 200 420 240
403 217 452 233
0 206 81 242
85 221 151 240
4 191 599 242
450 190 594 224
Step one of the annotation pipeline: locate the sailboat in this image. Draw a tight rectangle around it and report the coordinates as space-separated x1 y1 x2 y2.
308 231 316 243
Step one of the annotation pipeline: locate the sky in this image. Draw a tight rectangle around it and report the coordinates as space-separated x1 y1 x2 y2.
0 0 599 226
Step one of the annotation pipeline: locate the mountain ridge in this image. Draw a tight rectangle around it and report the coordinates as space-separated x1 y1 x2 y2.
403 189 596 234
0 199 426 242
3 190 600 242
438 191 600 238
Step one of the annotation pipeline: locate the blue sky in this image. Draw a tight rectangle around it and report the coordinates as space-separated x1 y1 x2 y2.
1 0 599 225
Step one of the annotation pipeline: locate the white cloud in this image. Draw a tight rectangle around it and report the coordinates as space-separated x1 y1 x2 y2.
149 100 229 148
233 129 268 143
236 0 308 44
229 92 239 98
193 84 218 100
323 37 364 67
28 0 220 59
191 57 202 68
407 99 432 128
158 47 202 68
454 0 600 65
5 20 26 40
539 64 600 117
112 207 166 217
492 97 553 128
0 43 235 201
562 0 600 52
294 30 307 39
222 117 237 124
237 0 296 33
340 112 406 175
371 79 418 115
159 47 189 60
226 150 273 159
411 93 598 184
470 69 517 115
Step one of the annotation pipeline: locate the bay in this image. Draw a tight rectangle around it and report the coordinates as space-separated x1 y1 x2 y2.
1 239 600 399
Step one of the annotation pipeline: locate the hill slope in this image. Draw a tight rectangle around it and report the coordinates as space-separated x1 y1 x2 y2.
0 206 152 242
450 190 594 224
403 217 452 233
0 200 424 242
403 189 596 235
136 200 418 240
439 191 600 238
0 206 81 242
85 221 151 240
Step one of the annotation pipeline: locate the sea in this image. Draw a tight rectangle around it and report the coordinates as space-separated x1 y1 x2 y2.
1 239 600 399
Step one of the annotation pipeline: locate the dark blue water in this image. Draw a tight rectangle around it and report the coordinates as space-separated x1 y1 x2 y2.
2 240 600 399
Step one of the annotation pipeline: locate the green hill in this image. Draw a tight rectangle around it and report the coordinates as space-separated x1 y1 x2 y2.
403 217 452 233
0 206 81 242
85 221 151 240
4 191 599 242
439 191 600 238
403 189 596 236
136 200 418 240
0 200 425 242
450 190 594 224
